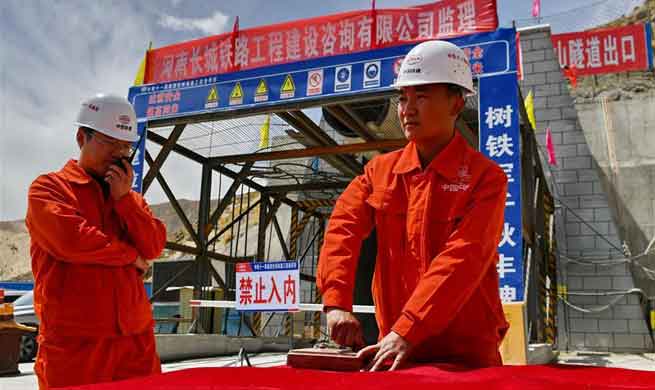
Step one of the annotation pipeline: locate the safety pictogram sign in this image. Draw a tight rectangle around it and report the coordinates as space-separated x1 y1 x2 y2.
230 82 244 105
205 85 218 109
255 79 269 102
307 69 323 96
280 74 295 99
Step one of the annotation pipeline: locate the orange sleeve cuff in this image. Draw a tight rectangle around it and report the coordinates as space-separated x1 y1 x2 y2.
391 312 426 346
321 287 353 313
114 191 140 214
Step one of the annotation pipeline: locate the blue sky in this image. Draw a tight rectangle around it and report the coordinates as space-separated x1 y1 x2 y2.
0 0 644 220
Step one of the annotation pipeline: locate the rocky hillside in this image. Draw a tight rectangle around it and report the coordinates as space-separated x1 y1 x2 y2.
572 1 655 102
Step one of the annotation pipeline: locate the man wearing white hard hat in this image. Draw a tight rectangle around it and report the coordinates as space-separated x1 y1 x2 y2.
318 41 509 370
25 95 166 389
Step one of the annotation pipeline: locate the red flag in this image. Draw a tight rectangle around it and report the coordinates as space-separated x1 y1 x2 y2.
546 127 557 166
562 66 578 88
231 16 240 71
532 0 541 18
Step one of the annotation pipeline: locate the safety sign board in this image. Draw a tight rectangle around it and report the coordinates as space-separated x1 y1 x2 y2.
205 86 218 109
280 74 296 99
236 261 300 312
334 65 352 92
307 69 324 96
229 82 244 105
254 79 269 102
363 61 381 88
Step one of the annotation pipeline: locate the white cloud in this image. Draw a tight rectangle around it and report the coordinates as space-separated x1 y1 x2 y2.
158 11 230 35
0 2 158 220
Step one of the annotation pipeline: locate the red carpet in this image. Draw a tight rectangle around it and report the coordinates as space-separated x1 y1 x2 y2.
60 364 655 390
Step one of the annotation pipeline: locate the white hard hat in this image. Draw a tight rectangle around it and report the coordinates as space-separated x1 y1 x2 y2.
393 40 475 96
75 94 138 142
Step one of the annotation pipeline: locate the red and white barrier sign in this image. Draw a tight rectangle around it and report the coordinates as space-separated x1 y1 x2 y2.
235 261 300 312
551 23 652 76
144 0 498 84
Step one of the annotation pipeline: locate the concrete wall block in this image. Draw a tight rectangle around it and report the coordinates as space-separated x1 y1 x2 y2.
611 276 634 290
563 132 587 145
614 305 646 320
565 263 597 276
566 208 594 223
520 39 532 51
531 38 553 50
571 318 599 332
576 144 591 157
558 196 579 209
594 208 613 222
535 83 561 97
536 108 563 121
614 334 648 350
580 195 609 209
561 107 580 120
546 94 573 108
595 236 620 251
628 319 650 334
567 236 596 251
583 276 612 290
546 71 564 84
598 319 629 333
533 97 548 109
522 72 546 86
523 32 550 41
567 276 584 290
602 262 629 277
584 333 612 348
565 223 580 235
567 293 597 305
582 307 614 320
564 182 594 196
578 169 600 182
579 221 609 235
557 144 580 158
522 62 534 74
547 119 577 133
523 49 546 63
554 169 578 183
533 61 560 73
562 156 591 170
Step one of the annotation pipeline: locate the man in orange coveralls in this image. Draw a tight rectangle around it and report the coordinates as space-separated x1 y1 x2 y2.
25 94 167 389
317 40 509 371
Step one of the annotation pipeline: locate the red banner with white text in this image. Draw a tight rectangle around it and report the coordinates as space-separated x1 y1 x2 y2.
144 0 498 84
551 24 651 76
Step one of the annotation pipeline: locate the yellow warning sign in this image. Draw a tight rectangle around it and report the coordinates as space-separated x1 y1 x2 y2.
256 79 268 95
205 86 218 108
280 74 295 99
229 82 243 105
254 79 268 102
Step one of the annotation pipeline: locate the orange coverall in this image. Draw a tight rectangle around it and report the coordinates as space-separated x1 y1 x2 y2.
25 160 167 389
318 133 509 367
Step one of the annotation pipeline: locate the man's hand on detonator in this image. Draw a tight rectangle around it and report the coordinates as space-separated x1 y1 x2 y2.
326 308 365 350
357 331 411 371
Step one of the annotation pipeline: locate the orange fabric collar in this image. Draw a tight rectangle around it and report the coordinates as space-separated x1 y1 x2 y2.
58 159 93 185
392 132 469 181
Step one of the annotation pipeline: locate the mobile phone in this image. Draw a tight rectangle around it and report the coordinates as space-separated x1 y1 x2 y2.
112 133 142 172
